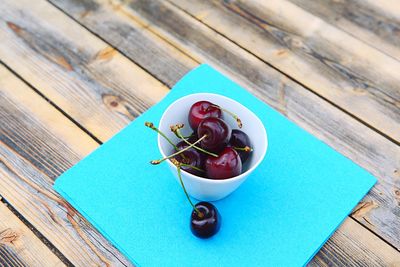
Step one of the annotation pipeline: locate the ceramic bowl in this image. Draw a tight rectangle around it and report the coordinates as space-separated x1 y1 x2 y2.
158 93 267 201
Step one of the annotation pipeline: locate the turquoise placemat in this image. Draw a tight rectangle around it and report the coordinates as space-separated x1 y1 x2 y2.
54 64 376 266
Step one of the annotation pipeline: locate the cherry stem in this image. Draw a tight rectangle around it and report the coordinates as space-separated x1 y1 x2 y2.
233 146 253 152
211 105 242 128
174 128 218 158
176 165 203 217
171 158 204 173
182 133 195 139
146 121 188 161
179 163 205 173
151 135 207 165
145 122 178 151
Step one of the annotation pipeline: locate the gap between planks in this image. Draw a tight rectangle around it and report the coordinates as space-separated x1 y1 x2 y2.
287 0 400 62
0 197 73 267
0 61 103 145
0 62 132 266
47 0 197 89
0 196 67 267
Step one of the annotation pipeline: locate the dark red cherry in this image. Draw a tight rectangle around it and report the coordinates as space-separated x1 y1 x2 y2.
189 101 222 131
197 118 231 153
205 147 242 179
191 202 221 238
172 141 205 176
229 129 252 163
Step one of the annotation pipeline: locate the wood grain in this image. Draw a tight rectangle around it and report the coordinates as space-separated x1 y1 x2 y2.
288 0 400 61
0 200 64 267
50 0 197 88
0 0 168 142
310 218 400 267
0 245 28 267
72 0 400 250
166 0 400 143
0 64 132 266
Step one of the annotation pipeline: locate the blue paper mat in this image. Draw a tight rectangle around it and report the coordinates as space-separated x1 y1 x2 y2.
54 64 376 266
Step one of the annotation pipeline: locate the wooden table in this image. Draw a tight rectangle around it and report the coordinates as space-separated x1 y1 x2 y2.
0 0 399 266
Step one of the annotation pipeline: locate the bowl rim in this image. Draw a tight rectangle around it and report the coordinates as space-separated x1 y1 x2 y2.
158 92 268 184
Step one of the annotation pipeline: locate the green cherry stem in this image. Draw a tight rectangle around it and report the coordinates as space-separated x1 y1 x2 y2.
174 128 218 158
150 135 207 165
145 121 188 161
145 122 178 151
176 165 203 217
179 163 205 173
182 133 195 139
211 104 242 128
170 158 204 173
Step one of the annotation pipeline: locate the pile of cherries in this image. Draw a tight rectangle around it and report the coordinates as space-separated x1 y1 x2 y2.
176 101 252 179
147 100 252 238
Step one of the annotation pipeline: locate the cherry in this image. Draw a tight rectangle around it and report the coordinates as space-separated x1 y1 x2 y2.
171 125 219 158
191 202 221 238
172 141 205 176
188 101 222 131
197 118 231 153
173 162 221 238
205 147 242 179
229 129 252 163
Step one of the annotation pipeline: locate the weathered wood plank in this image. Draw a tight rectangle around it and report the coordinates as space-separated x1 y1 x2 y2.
362 0 400 21
49 0 197 87
0 200 64 267
0 0 168 142
311 218 400 266
0 245 28 267
288 0 400 61
0 65 132 266
68 0 400 250
166 0 400 143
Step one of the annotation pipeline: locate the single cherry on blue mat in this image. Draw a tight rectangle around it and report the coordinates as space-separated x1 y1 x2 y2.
171 155 221 238
191 202 221 238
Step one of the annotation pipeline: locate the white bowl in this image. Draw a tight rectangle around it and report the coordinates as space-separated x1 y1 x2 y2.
158 93 268 201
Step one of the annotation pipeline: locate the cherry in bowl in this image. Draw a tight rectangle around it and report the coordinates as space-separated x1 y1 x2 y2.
188 101 222 131
229 129 252 164
197 117 231 154
205 147 242 179
172 140 206 177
